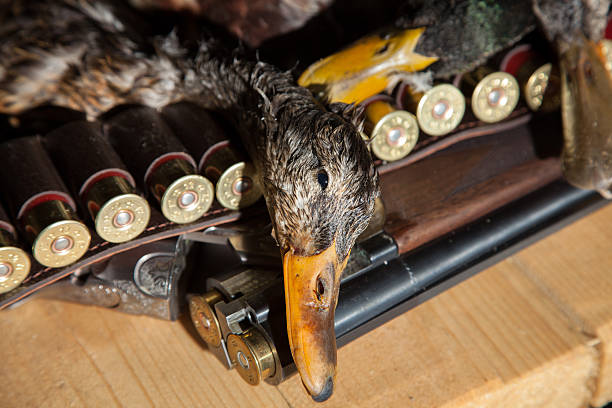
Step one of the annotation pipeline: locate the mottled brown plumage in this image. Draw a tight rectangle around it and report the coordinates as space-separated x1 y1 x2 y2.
9 0 610 400
0 0 185 116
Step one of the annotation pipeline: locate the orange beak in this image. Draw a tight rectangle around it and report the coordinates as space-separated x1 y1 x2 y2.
282 240 349 402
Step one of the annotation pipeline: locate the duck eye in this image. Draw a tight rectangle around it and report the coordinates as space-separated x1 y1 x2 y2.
317 170 328 190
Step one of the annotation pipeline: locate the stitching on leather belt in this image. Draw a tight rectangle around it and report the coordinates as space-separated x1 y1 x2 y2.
21 206 231 284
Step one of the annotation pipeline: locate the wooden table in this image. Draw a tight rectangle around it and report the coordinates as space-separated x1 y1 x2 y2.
2 203 611 408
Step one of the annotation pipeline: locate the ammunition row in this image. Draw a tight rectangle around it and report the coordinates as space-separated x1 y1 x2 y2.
366 44 560 162
0 103 263 292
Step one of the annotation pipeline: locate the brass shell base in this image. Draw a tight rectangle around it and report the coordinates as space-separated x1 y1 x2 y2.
161 175 214 224
524 63 559 112
371 111 419 162
417 84 465 136
32 220 90 268
216 162 263 210
227 328 276 385
471 72 520 123
95 194 150 243
0 246 30 294
188 291 224 348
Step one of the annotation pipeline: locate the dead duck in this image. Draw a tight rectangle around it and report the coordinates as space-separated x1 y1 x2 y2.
0 0 378 401
3 0 610 402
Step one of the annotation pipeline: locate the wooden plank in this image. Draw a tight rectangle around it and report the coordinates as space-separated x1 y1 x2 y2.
0 299 288 408
511 203 612 407
277 261 597 407
1 205 610 407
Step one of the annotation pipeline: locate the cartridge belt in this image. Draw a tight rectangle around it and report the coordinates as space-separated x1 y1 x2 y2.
0 103 543 309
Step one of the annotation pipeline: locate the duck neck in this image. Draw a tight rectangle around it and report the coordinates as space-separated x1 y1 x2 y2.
185 57 319 165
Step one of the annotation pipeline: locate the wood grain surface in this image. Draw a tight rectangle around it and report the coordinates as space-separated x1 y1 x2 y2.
1 204 611 407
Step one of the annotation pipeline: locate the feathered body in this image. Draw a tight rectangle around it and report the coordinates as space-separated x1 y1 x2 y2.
0 0 185 116
398 0 537 78
298 0 538 105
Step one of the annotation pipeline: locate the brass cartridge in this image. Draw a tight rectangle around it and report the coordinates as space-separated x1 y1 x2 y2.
104 106 214 224
0 137 90 268
21 198 90 268
0 203 30 294
161 103 262 211
459 66 520 123
398 83 465 136
364 96 419 162
46 121 150 243
500 44 560 112
82 175 150 243
227 327 276 386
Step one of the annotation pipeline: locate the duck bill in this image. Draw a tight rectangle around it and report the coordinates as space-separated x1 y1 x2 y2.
282 240 349 402
298 27 438 104
560 35 612 197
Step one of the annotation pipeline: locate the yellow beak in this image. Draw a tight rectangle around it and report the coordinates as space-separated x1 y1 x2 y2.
298 27 438 104
283 240 349 402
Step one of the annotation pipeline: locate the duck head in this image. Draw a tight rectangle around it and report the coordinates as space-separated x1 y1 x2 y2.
259 100 379 401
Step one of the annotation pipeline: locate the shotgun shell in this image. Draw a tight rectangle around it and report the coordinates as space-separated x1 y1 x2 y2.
465 70 520 123
0 245 30 294
522 63 558 112
188 290 224 348
161 103 263 211
83 175 150 243
0 136 90 268
365 97 419 162
45 121 150 243
161 102 231 177
200 143 263 210
227 327 276 385
399 83 465 136
146 154 214 223
104 106 214 224
21 198 90 268
215 161 263 211
500 44 560 112
7 106 86 137
0 205 30 294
